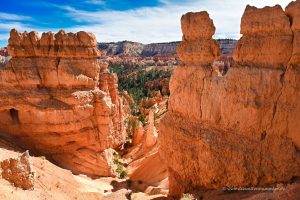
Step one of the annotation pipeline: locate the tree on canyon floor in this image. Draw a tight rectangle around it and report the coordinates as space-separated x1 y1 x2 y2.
110 63 170 104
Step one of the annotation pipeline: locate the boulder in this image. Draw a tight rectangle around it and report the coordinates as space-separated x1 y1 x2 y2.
0 151 34 190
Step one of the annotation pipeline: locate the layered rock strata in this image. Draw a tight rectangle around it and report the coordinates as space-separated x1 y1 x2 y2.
159 5 300 197
0 29 126 177
98 40 236 57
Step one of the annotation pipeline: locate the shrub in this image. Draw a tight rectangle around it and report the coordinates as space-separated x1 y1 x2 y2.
116 164 128 179
138 114 146 126
127 118 138 138
155 110 167 119
113 151 128 179
124 118 139 148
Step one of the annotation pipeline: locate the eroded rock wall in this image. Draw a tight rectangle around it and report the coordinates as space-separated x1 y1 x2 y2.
159 4 300 197
0 29 126 177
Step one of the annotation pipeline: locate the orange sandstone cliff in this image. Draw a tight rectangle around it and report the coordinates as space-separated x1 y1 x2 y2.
159 3 300 197
0 29 126 177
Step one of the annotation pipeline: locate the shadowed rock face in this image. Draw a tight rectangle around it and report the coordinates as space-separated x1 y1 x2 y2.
0 29 126 177
158 3 300 197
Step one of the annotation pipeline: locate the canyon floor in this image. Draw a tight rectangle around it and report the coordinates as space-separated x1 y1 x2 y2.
0 138 167 200
0 139 299 200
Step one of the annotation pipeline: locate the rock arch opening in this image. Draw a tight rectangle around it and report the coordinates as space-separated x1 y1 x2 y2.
212 56 232 77
9 108 20 125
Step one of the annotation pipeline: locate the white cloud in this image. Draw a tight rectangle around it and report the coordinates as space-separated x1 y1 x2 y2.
0 22 31 31
0 0 293 46
0 12 34 46
59 0 292 43
84 0 106 5
0 12 32 21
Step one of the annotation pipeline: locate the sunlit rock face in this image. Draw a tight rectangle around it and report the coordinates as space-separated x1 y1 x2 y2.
158 4 300 197
0 29 127 177
176 11 220 66
285 0 300 64
233 5 293 68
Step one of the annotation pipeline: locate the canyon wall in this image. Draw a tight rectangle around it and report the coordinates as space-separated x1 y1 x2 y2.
0 29 126 177
98 41 144 57
141 42 179 57
159 3 300 197
98 40 236 57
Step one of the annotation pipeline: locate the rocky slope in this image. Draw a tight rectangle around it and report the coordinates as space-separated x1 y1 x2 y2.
0 138 168 200
0 29 127 177
1 141 299 200
99 40 236 57
159 3 300 198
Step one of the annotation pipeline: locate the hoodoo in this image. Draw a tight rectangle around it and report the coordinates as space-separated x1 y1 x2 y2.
159 3 300 197
0 29 126 177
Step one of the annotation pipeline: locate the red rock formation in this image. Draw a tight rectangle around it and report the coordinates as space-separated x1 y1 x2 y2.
0 29 126 177
286 0 300 64
125 109 168 195
177 12 220 65
123 94 169 195
233 5 293 68
139 91 163 116
0 151 34 190
159 5 300 197
160 79 170 96
8 29 99 58
145 79 170 96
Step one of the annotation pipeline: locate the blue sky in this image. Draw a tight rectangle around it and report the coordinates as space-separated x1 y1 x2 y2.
0 0 292 47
